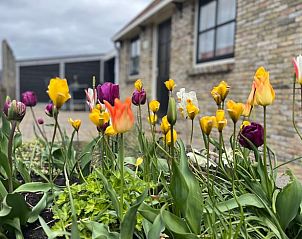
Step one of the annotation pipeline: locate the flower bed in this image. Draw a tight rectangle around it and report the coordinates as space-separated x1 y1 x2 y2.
0 61 302 238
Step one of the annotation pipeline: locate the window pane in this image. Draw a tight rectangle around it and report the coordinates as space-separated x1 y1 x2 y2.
217 0 236 24
215 22 235 56
198 30 215 60
130 38 140 57
199 1 216 31
137 39 140 56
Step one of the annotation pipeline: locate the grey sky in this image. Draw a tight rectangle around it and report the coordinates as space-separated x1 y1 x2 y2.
0 0 151 68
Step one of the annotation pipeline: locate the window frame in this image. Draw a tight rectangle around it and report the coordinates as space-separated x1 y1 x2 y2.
196 0 236 64
129 37 140 76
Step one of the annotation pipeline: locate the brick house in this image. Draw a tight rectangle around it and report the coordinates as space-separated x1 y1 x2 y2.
112 0 302 160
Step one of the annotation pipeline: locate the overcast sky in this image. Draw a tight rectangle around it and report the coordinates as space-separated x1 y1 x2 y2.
0 0 151 68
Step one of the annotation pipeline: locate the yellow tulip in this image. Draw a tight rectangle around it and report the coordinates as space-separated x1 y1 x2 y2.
186 101 199 120
253 67 275 106
47 77 71 109
199 116 215 136
214 110 227 132
134 79 143 92
240 120 251 130
68 118 81 131
160 116 170 135
149 100 160 113
89 108 110 127
164 79 175 91
165 129 177 146
135 157 143 167
148 113 158 125
211 81 229 105
104 125 117 136
226 100 244 124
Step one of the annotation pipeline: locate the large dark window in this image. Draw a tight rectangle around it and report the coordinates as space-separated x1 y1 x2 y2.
197 0 236 63
129 37 140 75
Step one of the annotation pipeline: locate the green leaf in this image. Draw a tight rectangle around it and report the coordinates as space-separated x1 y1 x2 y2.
276 170 302 229
14 182 53 193
120 189 147 239
15 159 31 183
39 216 70 239
0 179 8 199
139 203 160 223
170 140 203 234
28 193 48 223
83 221 119 239
147 214 165 239
0 151 9 178
204 193 265 213
95 169 121 220
13 132 22 149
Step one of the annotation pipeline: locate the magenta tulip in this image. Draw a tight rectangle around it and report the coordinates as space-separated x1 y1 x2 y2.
239 122 264 150
97 82 119 105
21 91 37 107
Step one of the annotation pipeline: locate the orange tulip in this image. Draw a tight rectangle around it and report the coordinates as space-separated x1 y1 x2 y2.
104 97 134 133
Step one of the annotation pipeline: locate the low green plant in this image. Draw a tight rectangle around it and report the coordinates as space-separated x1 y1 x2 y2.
52 169 154 238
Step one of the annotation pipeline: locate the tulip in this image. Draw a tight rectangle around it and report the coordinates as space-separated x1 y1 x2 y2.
240 120 251 130
164 79 175 91
104 97 134 133
226 100 244 124
85 88 97 111
211 81 229 106
134 79 143 92
132 89 146 106
214 110 227 132
104 125 117 136
45 103 54 117
97 82 119 105
253 67 275 106
293 55 302 85
47 77 71 109
148 113 158 125
160 116 170 135
68 118 81 131
199 116 215 136
21 91 37 107
89 108 110 128
239 122 264 150
37 117 44 125
149 100 160 113
186 101 199 120
3 97 26 122
165 129 177 146
242 103 252 117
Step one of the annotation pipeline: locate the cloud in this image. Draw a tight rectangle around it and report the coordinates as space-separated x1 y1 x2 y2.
0 0 150 67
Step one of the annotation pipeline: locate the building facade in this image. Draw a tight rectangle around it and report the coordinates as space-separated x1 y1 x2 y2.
113 0 302 160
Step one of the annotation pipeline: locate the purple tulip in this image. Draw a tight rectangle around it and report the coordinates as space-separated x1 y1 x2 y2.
97 82 119 105
239 122 264 150
21 91 37 107
3 97 26 122
132 89 146 106
45 103 54 117
37 117 44 125
97 122 109 133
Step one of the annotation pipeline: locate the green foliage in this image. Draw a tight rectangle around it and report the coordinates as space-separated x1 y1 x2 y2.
52 169 152 238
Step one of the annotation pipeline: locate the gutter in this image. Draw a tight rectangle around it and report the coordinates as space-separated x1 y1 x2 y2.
112 0 173 42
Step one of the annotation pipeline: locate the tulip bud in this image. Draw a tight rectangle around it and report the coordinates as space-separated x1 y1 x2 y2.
132 89 146 106
45 103 54 117
199 116 215 136
134 79 143 92
21 91 37 107
97 82 120 105
239 122 264 150
37 117 44 125
4 98 26 122
167 97 177 126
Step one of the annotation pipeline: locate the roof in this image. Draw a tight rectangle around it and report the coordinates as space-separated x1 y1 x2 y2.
112 0 175 42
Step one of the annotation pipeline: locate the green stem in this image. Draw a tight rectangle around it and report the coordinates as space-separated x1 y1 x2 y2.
263 106 271 196
48 114 58 189
218 131 223 168
171 125 174 159
138 103 142 132
119 133 125 221
30 107 48 142
190 119 194 145
7 121 17 193
292 77 302 141
233 123 237 172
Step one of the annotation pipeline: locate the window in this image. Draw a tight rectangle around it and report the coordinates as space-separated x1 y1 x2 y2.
196 0 236 63
129 37 140 75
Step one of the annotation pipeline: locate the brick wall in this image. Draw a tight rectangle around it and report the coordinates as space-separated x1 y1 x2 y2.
117 0 302 160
